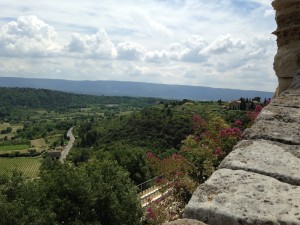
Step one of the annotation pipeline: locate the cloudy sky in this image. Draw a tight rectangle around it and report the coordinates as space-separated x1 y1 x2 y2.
0 0 278 91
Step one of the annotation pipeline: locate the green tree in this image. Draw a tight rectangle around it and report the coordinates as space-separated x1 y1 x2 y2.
239 98 247 110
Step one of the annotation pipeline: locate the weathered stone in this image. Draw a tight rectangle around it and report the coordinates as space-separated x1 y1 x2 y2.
243 97 300 144
272 0 300 95
183 169 300 225
243 119 300 144
272 89 300 107
219 140 300 185
258 104 300 123
291 69 300 89
164 219 207 225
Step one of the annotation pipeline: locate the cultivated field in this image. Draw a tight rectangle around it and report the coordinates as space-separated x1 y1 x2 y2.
0 144 29 151
0 157 42 178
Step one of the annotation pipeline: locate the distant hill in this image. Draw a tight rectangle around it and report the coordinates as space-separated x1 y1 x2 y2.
0 77 273 101
0 87 164 110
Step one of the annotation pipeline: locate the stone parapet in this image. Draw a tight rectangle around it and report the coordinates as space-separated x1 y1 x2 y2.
182 89 300 224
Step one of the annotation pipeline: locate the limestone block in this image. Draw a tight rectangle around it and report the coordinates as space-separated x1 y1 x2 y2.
183 169 300 225
219 140 300 185
271 89 300 107
272 0 300 11
274 44 300 78
291 69 300 89
243 103 300 144
164 219 207 225
257 104 300 123
243 117 300 144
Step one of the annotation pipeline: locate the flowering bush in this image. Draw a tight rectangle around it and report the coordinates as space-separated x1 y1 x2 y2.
145 199 168 225
146 109 259 223
146 152 196 195
181 114 242 182
247 104 263 127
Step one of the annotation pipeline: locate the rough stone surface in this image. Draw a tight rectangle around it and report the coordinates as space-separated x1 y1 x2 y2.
272 89 300 107
243 102 300 144
291 69 300 89
243 94 300 144
183 169 300 225
219 140 300 185
164 219 207 225
272 0 300 95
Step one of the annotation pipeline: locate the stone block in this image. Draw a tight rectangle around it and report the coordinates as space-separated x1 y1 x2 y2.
164 219 207 225
272 89 300 107
219 140 300 185
243 101 300 144
243 119 300 144
183 169 300 225
291 69 300 89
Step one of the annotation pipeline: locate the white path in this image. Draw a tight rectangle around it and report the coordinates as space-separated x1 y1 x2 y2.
60 127 75 163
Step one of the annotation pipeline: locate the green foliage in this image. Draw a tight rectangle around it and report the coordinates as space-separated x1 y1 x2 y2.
101 143 152 184
0 160 142 225
0 87 165 112
78 105 195 154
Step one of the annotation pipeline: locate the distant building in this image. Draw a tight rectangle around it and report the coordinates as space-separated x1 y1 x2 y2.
229 101 241 110
55 146 64 151
47 150 61 159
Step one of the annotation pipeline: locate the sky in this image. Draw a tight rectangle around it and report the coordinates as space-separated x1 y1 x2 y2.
0 0 278 92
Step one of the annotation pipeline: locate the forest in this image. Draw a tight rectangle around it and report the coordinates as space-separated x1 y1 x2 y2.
0 87 265 224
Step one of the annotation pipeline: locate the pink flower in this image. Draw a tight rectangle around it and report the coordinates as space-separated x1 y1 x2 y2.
232 127 241 134
235 120 243 126
147 207 155 219
219 130 226 137
255 104 263 115
172 153 180 160
214 147 223 156
146 152 155 158
193 114 200 123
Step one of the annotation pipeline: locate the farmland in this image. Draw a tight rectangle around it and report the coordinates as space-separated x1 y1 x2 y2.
0 157 42 178
0 144 29 151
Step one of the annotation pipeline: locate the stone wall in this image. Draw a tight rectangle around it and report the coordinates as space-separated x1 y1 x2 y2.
182 89 300 225
272 0 300 96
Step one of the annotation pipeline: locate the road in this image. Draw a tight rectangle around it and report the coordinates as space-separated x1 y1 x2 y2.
60 127 75 163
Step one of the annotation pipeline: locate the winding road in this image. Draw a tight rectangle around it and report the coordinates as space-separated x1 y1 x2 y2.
60 127 75 163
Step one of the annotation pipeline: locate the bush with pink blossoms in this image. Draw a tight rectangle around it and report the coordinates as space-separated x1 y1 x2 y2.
247 104 264 127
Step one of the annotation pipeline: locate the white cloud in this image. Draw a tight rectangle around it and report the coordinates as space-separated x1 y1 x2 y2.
117 41 145 60
0 15 61 57
203 34 246 54
67 28 117 59
144 50 169 63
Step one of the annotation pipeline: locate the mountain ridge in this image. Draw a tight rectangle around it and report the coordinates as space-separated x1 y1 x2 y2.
0 77 273 101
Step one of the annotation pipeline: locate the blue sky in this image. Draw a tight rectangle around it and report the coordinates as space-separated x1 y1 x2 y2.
0 0 277 91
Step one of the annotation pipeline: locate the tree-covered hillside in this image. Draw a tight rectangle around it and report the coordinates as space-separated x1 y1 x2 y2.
0 87 164 110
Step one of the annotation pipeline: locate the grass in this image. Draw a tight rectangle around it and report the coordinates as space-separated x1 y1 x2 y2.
0 157 42 178
0 122 10 130
0 123 23 140
0 144 29 151
31 138 47 149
